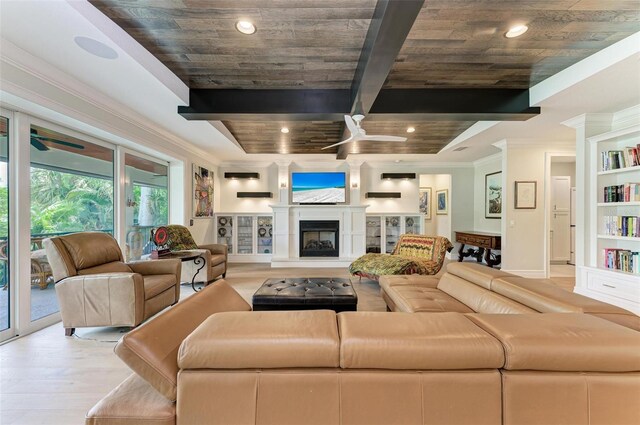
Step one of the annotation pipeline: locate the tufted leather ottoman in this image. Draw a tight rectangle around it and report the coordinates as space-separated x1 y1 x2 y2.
252 278 358 312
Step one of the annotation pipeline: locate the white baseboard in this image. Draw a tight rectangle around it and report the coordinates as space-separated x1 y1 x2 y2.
500 269 547 278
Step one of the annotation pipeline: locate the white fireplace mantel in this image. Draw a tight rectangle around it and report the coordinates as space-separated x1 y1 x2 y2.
270 204 369 267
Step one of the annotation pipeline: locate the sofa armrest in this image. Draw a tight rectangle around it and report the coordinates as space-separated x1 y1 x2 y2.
129 259 181 279
198 243 228 259
55 273 145 328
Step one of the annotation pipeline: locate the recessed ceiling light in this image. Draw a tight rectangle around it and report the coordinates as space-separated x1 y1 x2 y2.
505 25 528 38
74 36 118 59
236 20 257 35
406 127 415 133
280 127 289 134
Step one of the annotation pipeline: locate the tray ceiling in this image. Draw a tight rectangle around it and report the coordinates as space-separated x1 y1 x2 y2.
90 0 640 156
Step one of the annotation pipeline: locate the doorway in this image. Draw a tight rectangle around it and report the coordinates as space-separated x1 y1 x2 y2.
548 156 576 278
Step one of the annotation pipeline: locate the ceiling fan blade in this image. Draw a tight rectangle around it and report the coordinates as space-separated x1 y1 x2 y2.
362 135 408 142
321 136 357 150
30 139 50 151
344 115 358 134
31 135 85 150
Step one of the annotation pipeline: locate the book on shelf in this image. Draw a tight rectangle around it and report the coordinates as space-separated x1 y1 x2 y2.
603 215 640 237
601 145 640 170
603 248 640 274
602 183 640 202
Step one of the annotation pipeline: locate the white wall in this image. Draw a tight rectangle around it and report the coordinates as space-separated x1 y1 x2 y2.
473 155 502 233
499 141 575 277
419 174 451 238
550 161 576 186
215 164 278 213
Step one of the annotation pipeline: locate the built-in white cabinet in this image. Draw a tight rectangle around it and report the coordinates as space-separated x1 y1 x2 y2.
366 214 423 254
215 214 273 262
578 124 640 314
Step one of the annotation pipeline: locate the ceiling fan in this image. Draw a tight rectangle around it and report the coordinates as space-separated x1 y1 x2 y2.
30 129 85 151
321 114 407 150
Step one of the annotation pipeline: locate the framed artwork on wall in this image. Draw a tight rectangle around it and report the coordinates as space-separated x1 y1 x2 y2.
485 171 502 219
419 187 432 219
436 189 448 215
515 181 537 209
193 164 214 218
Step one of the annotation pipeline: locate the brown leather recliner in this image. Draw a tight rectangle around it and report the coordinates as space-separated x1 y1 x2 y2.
165 224 227 283
44 232 181 336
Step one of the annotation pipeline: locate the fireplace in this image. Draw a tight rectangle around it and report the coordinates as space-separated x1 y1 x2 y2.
299 220 339 257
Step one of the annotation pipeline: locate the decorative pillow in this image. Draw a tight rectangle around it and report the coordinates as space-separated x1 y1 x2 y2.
166 225 198 251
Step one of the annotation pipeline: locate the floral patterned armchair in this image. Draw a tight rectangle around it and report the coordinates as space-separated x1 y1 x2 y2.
349 234 453 281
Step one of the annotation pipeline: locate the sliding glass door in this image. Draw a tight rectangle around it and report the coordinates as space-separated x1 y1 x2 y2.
124 152 168 261
29 124 114 322
0 115 11 339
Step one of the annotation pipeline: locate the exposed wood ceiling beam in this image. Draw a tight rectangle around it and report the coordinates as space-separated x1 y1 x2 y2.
337 0 424 159
179 88 539 121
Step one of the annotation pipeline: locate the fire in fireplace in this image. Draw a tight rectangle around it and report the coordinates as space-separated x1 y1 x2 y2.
299 220 339 257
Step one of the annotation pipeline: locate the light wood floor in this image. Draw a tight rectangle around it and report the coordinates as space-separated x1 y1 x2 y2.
0 264 384 425
0 263 575 425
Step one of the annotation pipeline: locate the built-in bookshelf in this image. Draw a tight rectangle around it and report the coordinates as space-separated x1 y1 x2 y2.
581 123 640 314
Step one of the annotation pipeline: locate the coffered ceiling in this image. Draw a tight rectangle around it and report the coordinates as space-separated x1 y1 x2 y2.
90 0 640 157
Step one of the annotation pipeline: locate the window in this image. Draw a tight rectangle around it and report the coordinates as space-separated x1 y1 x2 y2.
124 153 168 261
30 125 114 321
0 116 9 333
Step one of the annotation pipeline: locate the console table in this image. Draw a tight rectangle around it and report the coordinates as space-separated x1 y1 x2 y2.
455 231 501 267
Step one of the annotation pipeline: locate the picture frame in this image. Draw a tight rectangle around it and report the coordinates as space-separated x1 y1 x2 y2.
193 164 214 218
419 187 432 219
436 189 448 215
515 181 537 209
485 171 502 219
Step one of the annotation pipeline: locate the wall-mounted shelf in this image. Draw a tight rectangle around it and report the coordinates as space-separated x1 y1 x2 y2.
225 172 260 179
237 192 273 198
365 192 401 198
597 202 640 207
381 173 416 180
597 235 640 241
597 166 640 176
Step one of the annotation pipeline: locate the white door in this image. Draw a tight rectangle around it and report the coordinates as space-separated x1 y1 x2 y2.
550 176 571 262
569 187 576 265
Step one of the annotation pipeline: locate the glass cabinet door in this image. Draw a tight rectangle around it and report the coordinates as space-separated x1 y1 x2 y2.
405 216 420 234
237 216 253 254
217 216 233 253
385 216 401 253
366 216 381 253
256 216 273 254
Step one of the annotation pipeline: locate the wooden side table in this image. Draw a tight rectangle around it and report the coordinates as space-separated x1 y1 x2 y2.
455 231 501 267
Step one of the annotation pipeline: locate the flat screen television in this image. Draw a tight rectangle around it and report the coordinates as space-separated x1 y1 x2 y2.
291 172 346 204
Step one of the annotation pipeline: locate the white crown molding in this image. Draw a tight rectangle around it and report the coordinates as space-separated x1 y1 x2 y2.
68 0 189 104
473 152 502 167
441 121 501 151
492 139 507 150
612 104 640 129
0 38 221 165
219 161 277 168
561 113 613 130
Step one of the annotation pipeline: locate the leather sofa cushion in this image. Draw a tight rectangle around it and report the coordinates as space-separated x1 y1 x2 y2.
492 277 640 325
445 262 512 290
78 261 133 276
379 275 440 292
209 253 226 266
143 274 178 300
114 280 251 401
338 312 504 370
385 286 474 313
178 310 340 369
468 313 640 372
85 373 175 425
59 232 123 270
438 274 536 314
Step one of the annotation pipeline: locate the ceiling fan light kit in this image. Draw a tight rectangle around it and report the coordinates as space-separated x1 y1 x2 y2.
321 114 408 150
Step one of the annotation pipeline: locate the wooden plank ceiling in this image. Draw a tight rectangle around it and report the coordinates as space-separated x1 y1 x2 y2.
90 0 640 155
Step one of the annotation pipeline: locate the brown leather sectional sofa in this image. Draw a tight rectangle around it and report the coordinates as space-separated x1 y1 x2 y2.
85 265 640 425
381 262 640 331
